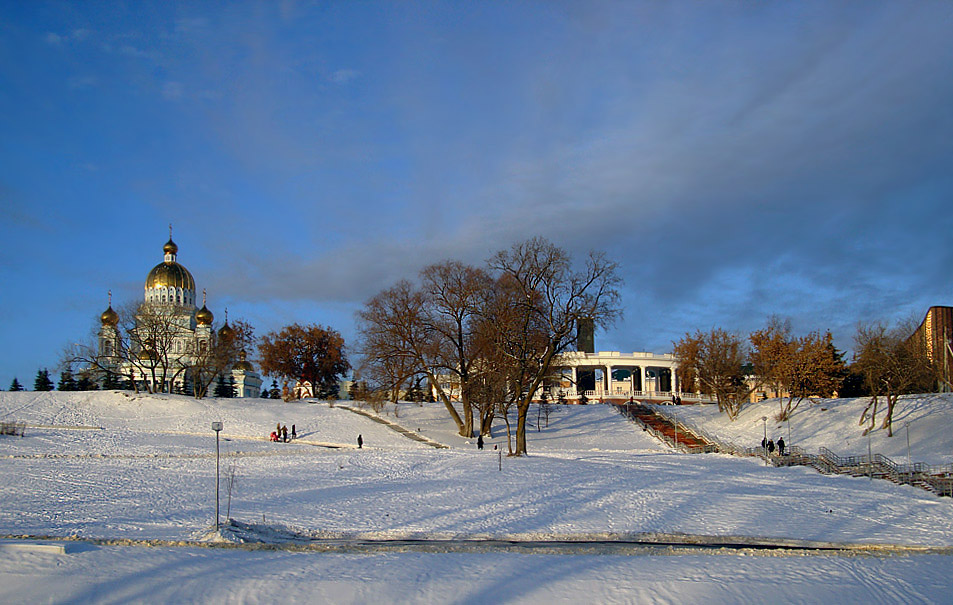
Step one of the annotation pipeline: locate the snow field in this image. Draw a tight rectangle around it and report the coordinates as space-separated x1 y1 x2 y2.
2 390 953 603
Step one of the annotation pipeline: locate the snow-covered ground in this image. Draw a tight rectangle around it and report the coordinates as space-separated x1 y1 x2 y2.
655 393 953 466
2 391 952 603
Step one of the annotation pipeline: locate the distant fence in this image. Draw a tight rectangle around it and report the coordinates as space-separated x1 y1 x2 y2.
0 421 25 437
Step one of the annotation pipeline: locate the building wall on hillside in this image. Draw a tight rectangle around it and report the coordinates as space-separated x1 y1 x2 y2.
915 306 953 363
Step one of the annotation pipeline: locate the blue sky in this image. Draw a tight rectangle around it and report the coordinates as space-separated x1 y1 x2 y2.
2 2 953 387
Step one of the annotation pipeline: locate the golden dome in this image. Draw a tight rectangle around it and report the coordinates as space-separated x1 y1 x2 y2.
100 305 119 326
195 305 214 325
163 238 178 255
233 350 254 372
219 322 235 339
145 261 195 291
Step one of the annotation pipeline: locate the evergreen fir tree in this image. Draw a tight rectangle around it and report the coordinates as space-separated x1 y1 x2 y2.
77 371 98 391
260 386 270 399
227 374 237 398
213 374 230 398
9 377 24 391
101 371 120 391
270 379 281 399
34 369 54 391
58 368 78 391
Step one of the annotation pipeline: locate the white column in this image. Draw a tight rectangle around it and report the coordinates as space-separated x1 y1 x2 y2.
605 365 613 395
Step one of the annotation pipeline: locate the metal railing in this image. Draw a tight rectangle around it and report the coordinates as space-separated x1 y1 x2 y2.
618 405 953 498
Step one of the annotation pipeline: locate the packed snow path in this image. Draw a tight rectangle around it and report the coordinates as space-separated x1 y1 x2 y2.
337 404 450 448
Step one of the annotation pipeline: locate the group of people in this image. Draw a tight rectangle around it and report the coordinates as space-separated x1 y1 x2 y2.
270 423 296 443
761 436 786 456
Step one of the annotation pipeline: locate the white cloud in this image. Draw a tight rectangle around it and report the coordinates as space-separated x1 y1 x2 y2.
162 81 184 100
330 69 360 84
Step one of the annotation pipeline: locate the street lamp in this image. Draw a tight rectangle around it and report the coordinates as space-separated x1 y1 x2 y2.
212 421 223 531
905 421 912 468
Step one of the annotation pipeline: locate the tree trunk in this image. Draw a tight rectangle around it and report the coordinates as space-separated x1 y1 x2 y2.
461 392 474 438
515 400 530 455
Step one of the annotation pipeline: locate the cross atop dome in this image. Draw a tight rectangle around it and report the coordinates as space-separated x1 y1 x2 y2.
163 224 178 262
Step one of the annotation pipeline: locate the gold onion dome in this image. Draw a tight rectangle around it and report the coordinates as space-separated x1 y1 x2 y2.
145 260 195 290
100 305 119 326
195 305 214 325
233 350 254 372
145 237 195 291
219 322 235 339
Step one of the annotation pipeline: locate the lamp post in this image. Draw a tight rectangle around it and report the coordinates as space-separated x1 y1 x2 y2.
905 421 912 469
212 421 223 531
761 416 767 464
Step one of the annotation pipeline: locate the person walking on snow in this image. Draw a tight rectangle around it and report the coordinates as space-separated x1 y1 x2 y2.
477 434 484 450
777 437 785 456
767 439 775 454
357 434 363 449
291 424 297 440
281 425 288 443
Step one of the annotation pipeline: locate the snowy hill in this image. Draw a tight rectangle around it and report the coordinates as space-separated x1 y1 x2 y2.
3 391 953 603
655 393 953 466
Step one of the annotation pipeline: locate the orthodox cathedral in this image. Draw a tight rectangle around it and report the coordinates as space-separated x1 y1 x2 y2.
97 234 261 397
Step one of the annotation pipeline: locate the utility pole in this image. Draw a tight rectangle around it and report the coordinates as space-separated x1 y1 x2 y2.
212 421 223 531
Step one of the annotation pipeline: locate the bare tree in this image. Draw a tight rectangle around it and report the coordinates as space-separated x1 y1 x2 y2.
420 261 494 438
356 281 468 434
674 328 754 420
854 320 934 436
782 331 846 417
486 238 621 456
750 318 847 421
749 316 794 402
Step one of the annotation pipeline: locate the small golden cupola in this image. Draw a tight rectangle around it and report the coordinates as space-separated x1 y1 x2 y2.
100 291 119 326
195 290 214 325
218 308 235 339
233 350 254 372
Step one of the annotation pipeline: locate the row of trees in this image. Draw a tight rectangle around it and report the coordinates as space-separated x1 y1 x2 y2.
673 315 939 436
356 237 621 456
